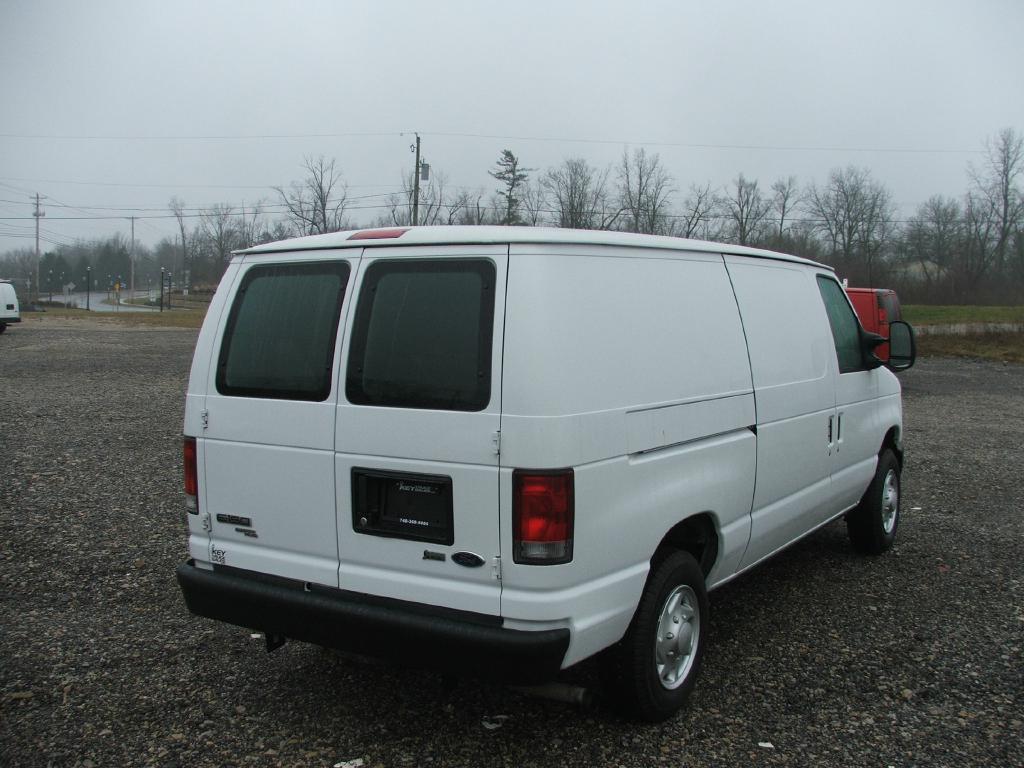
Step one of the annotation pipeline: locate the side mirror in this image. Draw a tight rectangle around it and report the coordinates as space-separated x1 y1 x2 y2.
860 330 885 370
886 321 916 371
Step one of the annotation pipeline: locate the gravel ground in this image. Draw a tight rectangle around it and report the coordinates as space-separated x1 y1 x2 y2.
1 320 1021 768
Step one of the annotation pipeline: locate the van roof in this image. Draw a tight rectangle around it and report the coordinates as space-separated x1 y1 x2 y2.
238 225 829 268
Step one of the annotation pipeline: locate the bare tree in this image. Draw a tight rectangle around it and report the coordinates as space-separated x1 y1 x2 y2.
489 150 533 225
617 148 673 235
960 190 1000 294
804 166 896 285
446 188 489 226
260 220 293 245
0 248 37 294
723 174 771 246
968 127 1024 277
520 179 547 227
771 176 800 239
201 204 240 270
903 196 962 293
384 168 447 226
274 155 349 235
677 183 721 239
542 157 618 230
236 200 267 248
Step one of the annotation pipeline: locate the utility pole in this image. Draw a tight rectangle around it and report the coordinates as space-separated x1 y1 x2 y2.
32 194 45 302
129 216 136 300
411 133 421 226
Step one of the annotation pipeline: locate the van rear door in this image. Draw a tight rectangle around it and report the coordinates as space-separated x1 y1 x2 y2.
334 246 507 616
201 252 357 586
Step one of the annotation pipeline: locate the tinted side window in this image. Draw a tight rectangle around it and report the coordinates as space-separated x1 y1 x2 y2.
816 276 864 374
346 259 496 411
217 261 350 401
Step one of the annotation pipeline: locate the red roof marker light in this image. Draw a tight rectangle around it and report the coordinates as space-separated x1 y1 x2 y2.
347 228 410 241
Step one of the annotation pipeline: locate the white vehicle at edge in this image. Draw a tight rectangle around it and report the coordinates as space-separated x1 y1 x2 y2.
0 280 20 333
175 226 917 721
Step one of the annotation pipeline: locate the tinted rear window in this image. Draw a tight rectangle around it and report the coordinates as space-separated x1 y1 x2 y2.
216 261 350 401
879 292 901 321
346 259 496 411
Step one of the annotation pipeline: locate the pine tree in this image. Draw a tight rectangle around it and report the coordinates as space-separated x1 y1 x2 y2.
489 150 534 225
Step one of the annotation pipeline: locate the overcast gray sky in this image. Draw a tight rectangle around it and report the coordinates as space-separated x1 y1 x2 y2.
1 0 1022 253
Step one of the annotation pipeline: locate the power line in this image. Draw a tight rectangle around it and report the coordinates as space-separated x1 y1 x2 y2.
0 130 985 155
426 132 985 155
0 206 931 227
0 131 405 141
0 174 407 192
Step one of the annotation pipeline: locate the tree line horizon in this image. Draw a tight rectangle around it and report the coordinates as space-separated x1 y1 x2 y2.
3 128 1021 305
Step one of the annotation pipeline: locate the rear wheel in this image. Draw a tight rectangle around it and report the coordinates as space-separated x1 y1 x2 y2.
0 322 6 334
847 449 900 554
604 550 708 721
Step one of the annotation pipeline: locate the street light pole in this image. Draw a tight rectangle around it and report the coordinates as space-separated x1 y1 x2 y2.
33 193 45 303
129 216 135 300
412 133 421 226
86 266 91 311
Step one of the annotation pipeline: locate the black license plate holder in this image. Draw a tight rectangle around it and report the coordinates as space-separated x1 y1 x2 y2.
351 468 454 545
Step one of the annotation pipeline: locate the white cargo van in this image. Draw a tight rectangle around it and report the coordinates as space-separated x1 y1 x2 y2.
176 226 916 721
0 280 20 333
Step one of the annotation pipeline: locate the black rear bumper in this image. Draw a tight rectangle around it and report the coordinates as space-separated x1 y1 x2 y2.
175 561 569 682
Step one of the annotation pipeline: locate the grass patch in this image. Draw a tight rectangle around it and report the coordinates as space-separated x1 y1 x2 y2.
26 306 206 329
916 331 1024 363
903 305 1024 325
123 293 211 310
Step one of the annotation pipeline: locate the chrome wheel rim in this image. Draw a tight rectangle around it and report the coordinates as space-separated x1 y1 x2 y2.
881 469 899 534
654 585 700 690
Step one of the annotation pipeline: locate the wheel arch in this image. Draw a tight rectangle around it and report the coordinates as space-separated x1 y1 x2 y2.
881 426 903 467
653 513 719 578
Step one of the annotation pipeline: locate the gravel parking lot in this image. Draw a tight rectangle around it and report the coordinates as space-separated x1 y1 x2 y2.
1 319 1021 768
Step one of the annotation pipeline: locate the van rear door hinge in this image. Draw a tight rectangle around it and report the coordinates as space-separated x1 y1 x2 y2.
201 410 209 430
492 555 502 581
491 430 501 455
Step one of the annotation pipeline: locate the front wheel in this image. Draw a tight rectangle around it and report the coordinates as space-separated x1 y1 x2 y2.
604 550 708 722
847 449 901 554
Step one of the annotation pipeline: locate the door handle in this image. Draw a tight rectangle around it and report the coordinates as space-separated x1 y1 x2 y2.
827 415 834 454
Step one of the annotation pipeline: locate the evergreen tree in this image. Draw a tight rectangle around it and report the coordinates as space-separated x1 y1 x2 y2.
489 150 534 225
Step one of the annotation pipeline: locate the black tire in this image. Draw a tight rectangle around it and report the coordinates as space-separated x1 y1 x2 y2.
604 550 708 722
0 322 6 334
847 449 901 555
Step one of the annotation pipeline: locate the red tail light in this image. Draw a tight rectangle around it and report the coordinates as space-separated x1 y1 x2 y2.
513 469 574 565
183 436 198 514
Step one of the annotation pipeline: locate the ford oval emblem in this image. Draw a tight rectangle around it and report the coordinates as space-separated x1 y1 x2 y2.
452 551 486 568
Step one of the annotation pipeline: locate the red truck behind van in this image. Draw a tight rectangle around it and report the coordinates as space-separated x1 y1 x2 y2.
845 286 902 362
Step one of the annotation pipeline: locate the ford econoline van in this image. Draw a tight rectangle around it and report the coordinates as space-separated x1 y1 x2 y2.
0 280 20 333
176 227 916 721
